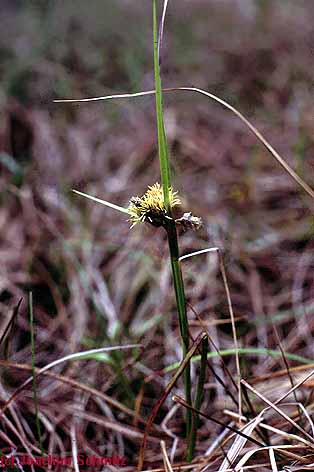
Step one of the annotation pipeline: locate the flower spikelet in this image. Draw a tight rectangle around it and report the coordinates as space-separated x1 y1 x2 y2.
128 182 180 228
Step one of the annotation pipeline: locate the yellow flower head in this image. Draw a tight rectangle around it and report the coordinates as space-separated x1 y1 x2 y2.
128 182 181 228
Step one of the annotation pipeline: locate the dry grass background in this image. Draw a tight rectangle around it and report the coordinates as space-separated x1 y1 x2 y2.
1 1 314 470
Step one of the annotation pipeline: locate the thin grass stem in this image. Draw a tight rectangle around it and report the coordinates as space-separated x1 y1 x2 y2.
152 0 192 445
29 292 44 454
180 246 242 420
187 335 208 461
153 0 171 209
165 219 192 441
138 332 206 471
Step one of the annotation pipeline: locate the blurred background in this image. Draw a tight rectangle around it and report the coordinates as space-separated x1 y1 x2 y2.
1 0 314 466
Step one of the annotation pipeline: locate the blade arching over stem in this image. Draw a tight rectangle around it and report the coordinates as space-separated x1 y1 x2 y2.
55 88 314 201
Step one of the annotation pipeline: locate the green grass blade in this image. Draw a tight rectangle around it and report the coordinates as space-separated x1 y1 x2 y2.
167 226 192 439
29 292 44 454
187 335 208 461
164 347 314 374
153 0 171 210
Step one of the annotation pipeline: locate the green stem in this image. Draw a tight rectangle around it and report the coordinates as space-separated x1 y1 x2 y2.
187 336 208 461
29 293 44 454
152 0 192 449
165 220 192 442
153 0 171 210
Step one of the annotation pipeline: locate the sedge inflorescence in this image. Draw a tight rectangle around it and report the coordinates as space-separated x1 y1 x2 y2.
128 182 180 228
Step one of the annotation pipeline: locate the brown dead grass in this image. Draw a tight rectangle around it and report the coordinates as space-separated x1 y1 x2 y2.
1 1 314 470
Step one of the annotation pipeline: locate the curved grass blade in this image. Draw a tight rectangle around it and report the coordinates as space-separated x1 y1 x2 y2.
56 89 314 201
0 344 141 416
157 0 169 65
164 347 314 374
